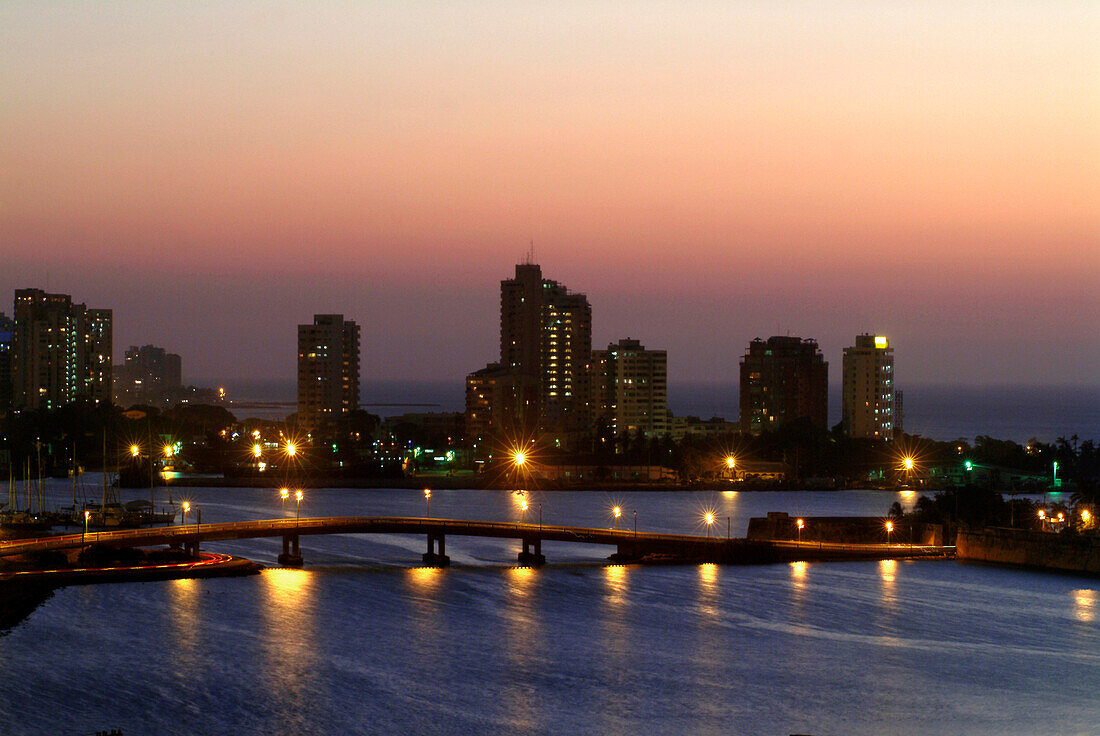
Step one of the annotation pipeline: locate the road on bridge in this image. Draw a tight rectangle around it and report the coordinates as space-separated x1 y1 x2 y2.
0 516 951 566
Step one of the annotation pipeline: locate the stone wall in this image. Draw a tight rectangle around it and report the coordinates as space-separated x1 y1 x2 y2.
747 512 942 546
956 528 1100 575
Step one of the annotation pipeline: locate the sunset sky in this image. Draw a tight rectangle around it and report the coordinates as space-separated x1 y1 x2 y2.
2 1 1097 390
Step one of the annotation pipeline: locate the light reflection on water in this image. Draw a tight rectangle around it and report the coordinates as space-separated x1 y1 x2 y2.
259 568 317 733
502 566 541 733
167 577 200 674
1074 589 1097 623
5 486 1100 736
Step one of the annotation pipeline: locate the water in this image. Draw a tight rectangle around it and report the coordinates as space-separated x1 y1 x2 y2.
220 378 1100 443
2 481 1098 735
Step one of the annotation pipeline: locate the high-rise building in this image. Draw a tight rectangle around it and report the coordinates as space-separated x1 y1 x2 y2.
297 314 360 428
11 289 112 411
590 338 668 440
739 336 828 435
464 362 509 458
114 344 184 406
0 313 13 413
498 262 592 434
842 334 895 440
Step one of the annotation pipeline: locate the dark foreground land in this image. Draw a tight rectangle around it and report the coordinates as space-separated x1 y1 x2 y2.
0 541 261 632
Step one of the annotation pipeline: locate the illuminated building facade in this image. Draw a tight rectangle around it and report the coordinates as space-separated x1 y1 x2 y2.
590 338 668 440
842 334 895 439
11 289 112 410
739 336 828 435
499 262 592 434
297 314 360 428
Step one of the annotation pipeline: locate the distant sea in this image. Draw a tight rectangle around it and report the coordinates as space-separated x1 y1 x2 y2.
215 379 1100 444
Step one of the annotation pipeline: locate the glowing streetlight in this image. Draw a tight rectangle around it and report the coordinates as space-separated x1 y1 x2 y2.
796 518 805 543
295 490 303 526
280 487 289 516
83 509 90 543
424 488 432 518
725 456 736 470
513 451 526 467
613 506 622 530
902 457 915 471
130 444 140 458
181 501 191 526
252 443 262 458
704 512 715 537
885 520 894 543
163 444 174 458
286 442 297 457
520 499 529 523
1083 509 1092 525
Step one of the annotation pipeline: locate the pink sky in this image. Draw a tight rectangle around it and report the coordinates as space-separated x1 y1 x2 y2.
1 2 1097 387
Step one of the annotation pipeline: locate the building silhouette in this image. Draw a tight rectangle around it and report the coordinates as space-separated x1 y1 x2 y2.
739 336 828 435
0 313 13 413
113 344 184 407
590 338 668 441
297 314 360 428
841 334 895 440
11 288 112 411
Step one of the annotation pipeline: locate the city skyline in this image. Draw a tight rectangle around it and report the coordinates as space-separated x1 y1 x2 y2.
2 2 1097 388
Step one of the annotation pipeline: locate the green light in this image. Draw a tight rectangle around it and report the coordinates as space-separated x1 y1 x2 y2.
964 461 972 471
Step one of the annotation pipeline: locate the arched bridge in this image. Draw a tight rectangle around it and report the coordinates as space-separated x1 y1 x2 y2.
0 516 951 567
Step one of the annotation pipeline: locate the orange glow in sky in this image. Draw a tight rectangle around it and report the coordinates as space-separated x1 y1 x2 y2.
1 2 1096 385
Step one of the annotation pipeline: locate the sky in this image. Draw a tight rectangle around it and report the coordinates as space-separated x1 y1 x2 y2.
2 1 1097 391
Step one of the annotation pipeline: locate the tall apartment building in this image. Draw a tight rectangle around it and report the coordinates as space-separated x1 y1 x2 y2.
842 334 895 440
11 289 112 411
114 344 183 406
498 262 592 433
590 338 668 440
739 336 828 435
297 314 360 428
464 362 509 458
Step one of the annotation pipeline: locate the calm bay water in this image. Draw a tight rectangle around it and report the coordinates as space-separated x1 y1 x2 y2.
2 482 1098 735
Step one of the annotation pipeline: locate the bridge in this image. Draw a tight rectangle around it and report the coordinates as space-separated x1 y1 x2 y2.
0 516 951 568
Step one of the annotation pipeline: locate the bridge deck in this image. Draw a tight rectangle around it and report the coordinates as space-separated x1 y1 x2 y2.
0 516 950 563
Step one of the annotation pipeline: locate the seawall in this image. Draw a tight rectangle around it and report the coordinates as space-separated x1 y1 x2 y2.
956 528 1100 575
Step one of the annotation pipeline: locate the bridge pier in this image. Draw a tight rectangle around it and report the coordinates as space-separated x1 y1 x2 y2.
184 540 200 557
422 533 450 567
278 533 304 567
517 537 546 567
608 542 641 563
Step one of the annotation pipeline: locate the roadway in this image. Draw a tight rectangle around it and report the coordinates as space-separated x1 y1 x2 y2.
0 516 951 564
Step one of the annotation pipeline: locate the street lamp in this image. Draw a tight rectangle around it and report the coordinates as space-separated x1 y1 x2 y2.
705 512 715 538
252 443 262 459
633 509 637 540
1038 508 1046 530
280 487 289 516
520 499 528 523
130 444 140 458
885 520 894 544
83 509 90 544
181 501 190 526
613 506 622 530
796 518 804 543
286 442 297 457
424 488 431 518
295 490 303 527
